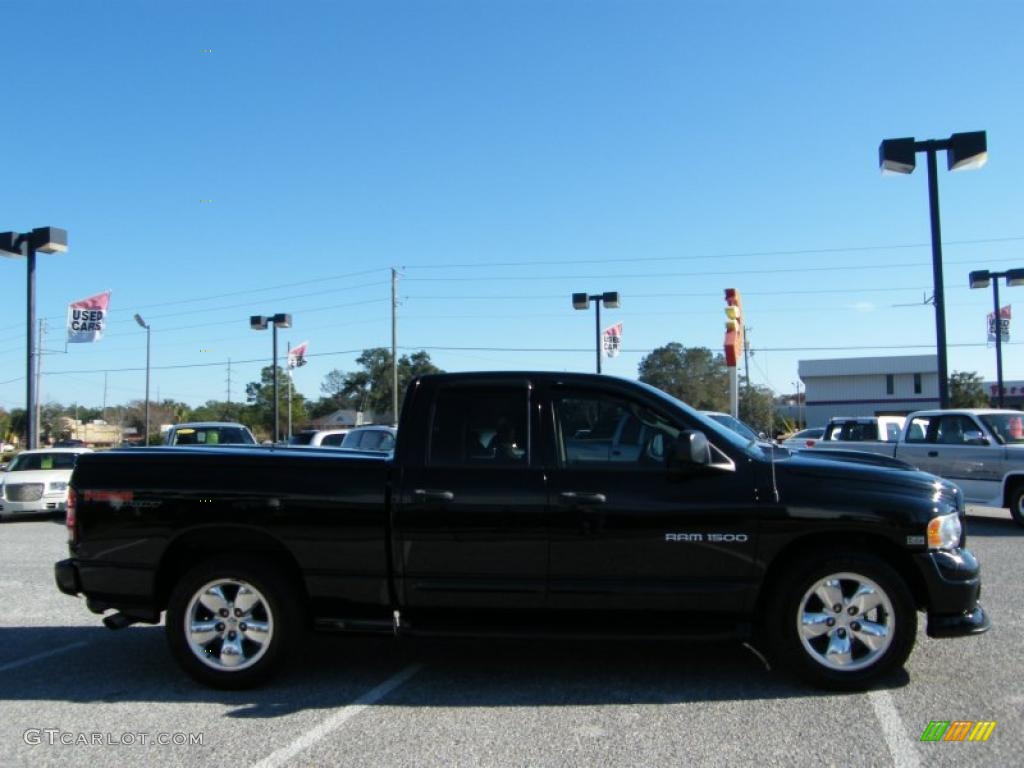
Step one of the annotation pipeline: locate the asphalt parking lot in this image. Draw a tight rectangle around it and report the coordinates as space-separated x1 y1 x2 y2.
1 509 1020 768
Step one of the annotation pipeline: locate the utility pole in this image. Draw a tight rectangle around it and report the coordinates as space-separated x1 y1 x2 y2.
226 358 232 403
391 268 399 424
103 372 108 413
742 326 753 408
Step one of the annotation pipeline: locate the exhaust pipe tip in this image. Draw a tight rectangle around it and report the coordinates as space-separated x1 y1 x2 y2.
102 612 136 630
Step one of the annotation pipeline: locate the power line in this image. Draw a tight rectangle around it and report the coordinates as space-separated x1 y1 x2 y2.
402 256 1020 283
401 235 1024 270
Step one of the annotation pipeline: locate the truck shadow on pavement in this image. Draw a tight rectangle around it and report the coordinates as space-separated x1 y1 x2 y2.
0 624 910 718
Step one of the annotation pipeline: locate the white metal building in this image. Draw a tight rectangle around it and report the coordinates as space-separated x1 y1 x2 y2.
798 355 939 428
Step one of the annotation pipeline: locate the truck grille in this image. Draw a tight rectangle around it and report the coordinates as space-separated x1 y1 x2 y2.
6 483 44 502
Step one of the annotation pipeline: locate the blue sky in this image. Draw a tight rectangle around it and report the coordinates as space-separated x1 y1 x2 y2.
2 0 1023 412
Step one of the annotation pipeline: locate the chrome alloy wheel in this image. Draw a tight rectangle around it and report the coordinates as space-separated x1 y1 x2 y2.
184 578 274 672
797 571 895 672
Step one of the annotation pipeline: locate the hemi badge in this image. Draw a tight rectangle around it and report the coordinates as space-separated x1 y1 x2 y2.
906 535 926 546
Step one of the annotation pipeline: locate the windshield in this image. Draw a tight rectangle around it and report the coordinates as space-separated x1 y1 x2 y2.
9 453 80 471
705 413 760 442
628 380 762 458
288 433 315 445
980 413 1024 445
172 427 255 445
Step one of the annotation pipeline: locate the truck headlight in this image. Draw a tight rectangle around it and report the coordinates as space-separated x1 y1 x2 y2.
927 513 962 550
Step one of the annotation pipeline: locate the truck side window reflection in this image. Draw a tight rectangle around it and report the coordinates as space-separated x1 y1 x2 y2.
555 393 678 467
428 387 529 467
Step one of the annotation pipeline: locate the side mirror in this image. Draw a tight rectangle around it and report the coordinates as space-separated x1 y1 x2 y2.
673 430 711 467
963 430 989 446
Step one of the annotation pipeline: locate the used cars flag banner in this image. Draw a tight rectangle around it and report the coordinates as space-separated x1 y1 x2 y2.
66 291 112 343
602 323 622 358
288 340 309 368
987 305 1011 343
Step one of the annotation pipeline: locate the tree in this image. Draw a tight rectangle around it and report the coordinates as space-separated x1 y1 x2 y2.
739 382 778 435
190 400 248 423
319 348 444 420
949 370 990 408
637 343 729 410
244 366 307 439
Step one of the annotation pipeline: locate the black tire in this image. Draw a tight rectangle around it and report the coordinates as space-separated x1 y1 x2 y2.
1009 484 1024 528
165 558 296 689
766 553 916 691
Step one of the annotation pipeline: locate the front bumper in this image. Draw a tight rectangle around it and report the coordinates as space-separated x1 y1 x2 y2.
1 498 67 516
914 547 992 638
928 602 991 638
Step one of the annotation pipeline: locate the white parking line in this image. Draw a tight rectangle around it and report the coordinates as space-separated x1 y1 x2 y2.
0 640 90 674
868 690 920 768
250 663 424 768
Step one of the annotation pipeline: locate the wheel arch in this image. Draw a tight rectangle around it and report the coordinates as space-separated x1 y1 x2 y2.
753 532 928 618
1002 472 1024 508
155 525 309 618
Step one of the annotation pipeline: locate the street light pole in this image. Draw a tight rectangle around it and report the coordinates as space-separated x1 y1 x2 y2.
923 146 950 409
250 313 292 443
969 268 1024 408
134 314 151 445
0 227 68 449
879 131 987 409
572 291 620 374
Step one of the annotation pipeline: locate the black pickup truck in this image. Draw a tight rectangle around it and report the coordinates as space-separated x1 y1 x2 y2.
55 372 989 689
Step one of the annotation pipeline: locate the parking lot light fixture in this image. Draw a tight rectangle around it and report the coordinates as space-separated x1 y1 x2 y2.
250 313 292 442
0 226 69 448
571 292 620 374
134 314 151 445
968 268 1023 408
878 130 987 408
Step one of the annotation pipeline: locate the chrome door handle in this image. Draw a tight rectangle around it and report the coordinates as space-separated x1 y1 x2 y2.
413 489 455 502
560 491 607 504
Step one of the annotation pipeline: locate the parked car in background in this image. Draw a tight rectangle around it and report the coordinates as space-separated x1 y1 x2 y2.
821 415 906 443
53 438 87 448
809 409 1024 526
340 425 397 452
164 422 257 446
780 427 824 449
287 429 349 447
0 447 92 520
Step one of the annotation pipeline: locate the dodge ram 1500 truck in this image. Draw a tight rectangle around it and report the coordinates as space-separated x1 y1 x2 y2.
810 409 1024 526
55 372 989 690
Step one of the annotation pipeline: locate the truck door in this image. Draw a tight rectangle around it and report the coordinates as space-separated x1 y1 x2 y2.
898 413 1002 502
543 385 761 614
394 381 549 609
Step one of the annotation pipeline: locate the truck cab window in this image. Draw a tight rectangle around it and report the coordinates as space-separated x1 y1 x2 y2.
428 387 529 467
555 393 677 467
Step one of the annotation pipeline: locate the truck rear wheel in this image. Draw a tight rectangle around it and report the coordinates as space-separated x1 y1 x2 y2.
767 554 916 690
166 559 295 689
1009 484 1024 528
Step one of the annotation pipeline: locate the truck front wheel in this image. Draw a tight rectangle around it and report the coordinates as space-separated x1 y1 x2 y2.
768 554 916 690
166 559 294 689
1009 484 1024 527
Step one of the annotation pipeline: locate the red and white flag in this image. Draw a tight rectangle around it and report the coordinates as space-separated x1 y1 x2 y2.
66 291 111 343
602 322 623 358
987 305 1011 343
288 340 309 368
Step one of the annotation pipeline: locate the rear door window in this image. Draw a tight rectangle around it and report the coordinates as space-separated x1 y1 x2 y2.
428 387 529 467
